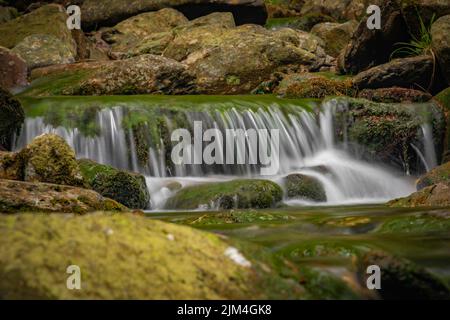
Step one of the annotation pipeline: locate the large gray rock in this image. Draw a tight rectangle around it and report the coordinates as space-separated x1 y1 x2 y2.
0 46 28 90
12 34 76 70
431 15 450 86
81 0 267 30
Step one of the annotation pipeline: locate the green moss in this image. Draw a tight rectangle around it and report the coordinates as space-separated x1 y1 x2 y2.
78 159 150 210
417 161 450 190
375 213 450 234
285 173 327 202
181 210 294 226
166 179 283 210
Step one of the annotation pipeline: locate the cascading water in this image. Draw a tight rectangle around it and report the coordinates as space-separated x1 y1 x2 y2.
15 97 432 209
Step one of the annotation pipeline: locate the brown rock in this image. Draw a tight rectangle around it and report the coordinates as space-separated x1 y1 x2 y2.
358 87 432 103
0 46 28 90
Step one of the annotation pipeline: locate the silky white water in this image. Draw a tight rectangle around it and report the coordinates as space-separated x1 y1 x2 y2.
15 98 430 210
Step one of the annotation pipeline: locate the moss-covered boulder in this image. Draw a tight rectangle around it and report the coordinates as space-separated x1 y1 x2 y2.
0 4 76 56
19 134 86 187
166 179 283 210
0 6 18 24
0 179 126 214
101 8 188 56
435 87 450 162
284 173 326 202
0 87 24 151
329 96 445 174
311 20 358 57
388 183 450 207
276 72 355 98
78 159 150 210
374 211 450 234
12 34 75 70
163 24 328 94
357 251 450 299
300 0 383 21
265 14 335 32
0 213 305 299
63 54 196 95
416 161 450 190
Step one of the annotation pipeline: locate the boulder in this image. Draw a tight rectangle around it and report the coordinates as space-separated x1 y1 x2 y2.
358 87 432 103
81 0 268 30
166 179 283 210
0 6 19 24
0 179 126 213
0 46 28 90
353 56 435 91
357 251 450 299
435 87 450 162
0 4 76 56
12 34 76 70
300 0 383 22
311 21 358 57
163 24 329 94
284 173 326 202
265 13 335 32
0 152 23 180
402 0 450 37
0 213 304 299
0 87 24 151
388 183 450 207
101 8 188 56
329 97 445 174
416 161 450 190
64 54 195 95
431 15 450 86
339 0 409 74
78 159 150 210
19 133 86 187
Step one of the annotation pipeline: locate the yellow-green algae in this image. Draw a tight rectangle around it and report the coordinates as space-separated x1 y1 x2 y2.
0 212 305 299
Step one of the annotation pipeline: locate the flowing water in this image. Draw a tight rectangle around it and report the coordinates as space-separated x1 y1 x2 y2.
15 95 435 209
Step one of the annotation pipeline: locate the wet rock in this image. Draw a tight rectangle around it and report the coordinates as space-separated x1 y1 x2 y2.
358 250 450 299
431 15 450 86
65 54 195 95
0 4 76 56
0 87 24 151
329 96 445 175
0 212 305 299
311 20 358 57
166 179 283 210
389 183 450 207
78 159 150 210
81 0 268 30
339 0 409 74
12 34 76 70
353 56 435 91
19 133 86 187
285 173 326 202
358 87 432 103
164 24 328 94
0 6 19 24
0 179 126 213
276 73 355 98
416 161 450 190
0 46 28 90
101 8 188 56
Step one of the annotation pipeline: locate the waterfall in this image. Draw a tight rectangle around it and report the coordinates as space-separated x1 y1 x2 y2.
15 97 429 209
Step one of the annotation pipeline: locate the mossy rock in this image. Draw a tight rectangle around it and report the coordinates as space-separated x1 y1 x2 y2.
20 133 86 187
166 179 283 210
416 161 450 190
0 213 305 299
357 250 450 299
374 212 450 234
0 151 23 180
78 159 150 210
435 87 450 162
0 4 76 56
276 73 355 99
310 20 358 57
284 173 327 202
388 183 450 207
0 179 126 214
0 87 24 150
265 13 336 32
